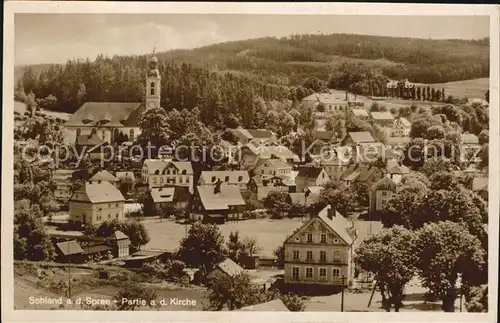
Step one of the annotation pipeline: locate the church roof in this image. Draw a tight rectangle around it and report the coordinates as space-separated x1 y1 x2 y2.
64 102 144 127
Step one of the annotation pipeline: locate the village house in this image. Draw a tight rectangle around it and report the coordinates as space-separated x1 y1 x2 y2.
236 143 300 167
341 132 382 163
370 111 395 128
310 131 339 155
301 91 364 112
283 205 356 291
226 127 277 146
340 164 384 188
472 177 488 202
190 181 246 224
386 163 410 184
391 117 412 137
349 108 370 121
288 186 322 208
218 139 240 164
115 171 136 183
69 180 125 226
62 54 163 145
295 166 330 192
205 258 245 283
316 149 350 184
369 176 398 216
461 133 480 150
74 132 111 161
141 159 194 193
247 175 293 200
89 170 119 187
198 170 250 190
150 186 191 214
253 158 292 179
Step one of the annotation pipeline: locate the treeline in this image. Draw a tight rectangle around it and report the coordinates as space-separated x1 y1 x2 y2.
15 55 292 130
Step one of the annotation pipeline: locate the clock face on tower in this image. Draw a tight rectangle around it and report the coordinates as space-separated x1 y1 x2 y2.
148 101 157 109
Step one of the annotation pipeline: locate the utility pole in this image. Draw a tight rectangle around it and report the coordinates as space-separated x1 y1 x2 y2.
67 241 71 299
341 275 346 312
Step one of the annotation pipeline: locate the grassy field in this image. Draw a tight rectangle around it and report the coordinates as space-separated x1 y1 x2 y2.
415 78 489 100
142 218 306 256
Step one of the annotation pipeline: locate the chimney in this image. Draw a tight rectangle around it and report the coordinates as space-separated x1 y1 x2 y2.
214 179 222 194
327 205 335 220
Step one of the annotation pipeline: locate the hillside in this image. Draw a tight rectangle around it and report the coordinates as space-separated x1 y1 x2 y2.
414 78 489 100
15 33 489 86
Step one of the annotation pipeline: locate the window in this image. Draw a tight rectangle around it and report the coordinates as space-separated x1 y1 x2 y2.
160 177 164 184
76 128 81 137
116 203 119 207
306 251 313 261
320 234 327 243
108 203 111 208
305 267 313 279
116 213 119 218
319 268 327 278
238 176 243 182
108 214 111 219
153 178 157 184
292 267 300 280
211 176 217 183
225 176 230 182
150 82 155 95
186 177 190 183
381 191 387 197
182 170 187 175
333 251 341 262
293 250 299 260
179 177 183 184
320 251 326 262
332 268 341 279
307 233 313 243
333 238 339 244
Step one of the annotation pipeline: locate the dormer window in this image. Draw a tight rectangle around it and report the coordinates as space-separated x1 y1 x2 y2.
211 176 216 183
238 176 243 182
225 176 230 182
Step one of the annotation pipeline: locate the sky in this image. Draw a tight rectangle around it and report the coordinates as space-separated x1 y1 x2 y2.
15 14 490 65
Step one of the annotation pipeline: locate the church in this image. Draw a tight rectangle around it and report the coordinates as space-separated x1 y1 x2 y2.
62 55 162 145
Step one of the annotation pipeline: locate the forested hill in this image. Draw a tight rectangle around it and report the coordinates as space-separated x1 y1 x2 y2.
14 33 489 121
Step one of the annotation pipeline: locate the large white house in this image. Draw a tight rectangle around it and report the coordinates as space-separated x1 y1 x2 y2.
141 159 194 193
62 54 162 145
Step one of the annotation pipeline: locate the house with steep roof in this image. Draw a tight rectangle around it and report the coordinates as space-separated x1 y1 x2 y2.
461 133 480 148
284 205 356 290
236 143 300 167
349 108 370 121
55 240 84 263
341 132 377 146
69 180 125 226
225 127 277 146
370 112 395 127
190 181 246 223
369 177 397 215
62 54 163 145
253 158 292 180
53 169 76 203
199 171 250 190
341 164 384 188
295 166 330 192
206 258 245 282
115 171 136 182
247 174 296 200
107 230 131 258
302 91 363 112
386 163 410 184
316 149 350 184
141 159 194 193
150 186 191 214
341 132 382 163
89 170 119 186
391 117 411 137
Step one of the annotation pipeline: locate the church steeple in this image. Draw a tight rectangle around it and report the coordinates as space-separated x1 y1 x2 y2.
146 49 161 110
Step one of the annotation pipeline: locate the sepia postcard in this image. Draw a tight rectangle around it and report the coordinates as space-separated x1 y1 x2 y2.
2 2 499 323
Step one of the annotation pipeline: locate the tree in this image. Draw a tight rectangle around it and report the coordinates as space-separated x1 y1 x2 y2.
352 183 370 208
414 221 485 312
137 190 155 217
89 219 150 252
263 191 291 218
137 107 170 150
421 157 454 178
416 87 421 100
115 282 159 311
425 125 445 140
273 245 285 268
242 238 261 257
178 222 226 271
14 200 55 261
478 144 488 170
227 231 245 262
409 118 431 138
316 181 356 215
355 226 417 312
478 130 488 145
465 285 488 312
205 272 263 311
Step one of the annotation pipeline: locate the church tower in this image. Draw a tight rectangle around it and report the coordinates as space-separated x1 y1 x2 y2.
146 53 161 110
